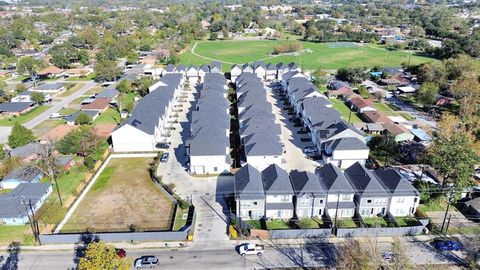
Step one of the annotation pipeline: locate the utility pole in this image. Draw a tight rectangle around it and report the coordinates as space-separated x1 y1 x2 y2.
28 199 41 245
441 184 454 234
334 191 340 228
21 197 38 243
445 214 452 235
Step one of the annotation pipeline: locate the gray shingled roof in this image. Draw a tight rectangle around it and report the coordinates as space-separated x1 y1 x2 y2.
374 168 420 197
329 81 350 90
199 64 209 72
35 83 64 90
261 164 293 195
316 164 354 194
344 162 389 198
3 167 42 182
243 132 283 156
9 142 45 159
234 164 265 200
252 61 266 70
290 170 326 197
210 61 222 73
165 64 175 72
324 137 369 151
266 63 277 71
64 110 99 123
0 183 51 219
0 102 33 112
97 88 119 99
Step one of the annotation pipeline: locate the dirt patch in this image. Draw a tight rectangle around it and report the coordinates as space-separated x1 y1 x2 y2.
94 123 117 138
61 158 175 233
41 124 78 141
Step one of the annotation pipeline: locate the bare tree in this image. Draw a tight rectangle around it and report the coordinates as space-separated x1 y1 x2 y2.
389 237 413 270
336 238 379 270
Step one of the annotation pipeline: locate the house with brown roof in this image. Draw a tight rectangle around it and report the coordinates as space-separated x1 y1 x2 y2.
327 86 354 98
362 110 390 124
37 66 64 78
383 122 414 142
81 98 112 113
348 95 375 113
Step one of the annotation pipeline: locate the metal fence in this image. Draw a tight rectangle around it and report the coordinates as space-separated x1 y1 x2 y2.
335 225 425 238
270 229 332 239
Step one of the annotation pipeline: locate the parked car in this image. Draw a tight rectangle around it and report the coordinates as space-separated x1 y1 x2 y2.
49 113 62 119
134 256 158 269
432 239 464 251
238 243 264 256
116 248 126 258
303 146 317 154
160 153 169 162
155 143 170 149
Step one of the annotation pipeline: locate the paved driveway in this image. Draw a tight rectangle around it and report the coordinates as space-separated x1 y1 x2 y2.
264 82 317 173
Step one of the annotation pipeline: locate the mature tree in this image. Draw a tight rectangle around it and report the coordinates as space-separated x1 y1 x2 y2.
116 79 132 94
49 43 79 69
126 51 139 65
8 123 36 148
0 157 22 179
30 92 45 104
428 114 479 188
336 67 368 84
416 62 446 86
390 238 413 270
123 101 134 113
17 57 45 77
444 54 478 80
336 238 381 270
56 126 99 156
78 241 131 270
416 82 439 109
94 60 122 82
450 78 480 118
132 77 154 97
75 112 92 125
358 85 370 99
78 49 89 66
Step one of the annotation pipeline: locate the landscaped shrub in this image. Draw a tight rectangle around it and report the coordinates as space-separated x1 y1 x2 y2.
273 42 303 54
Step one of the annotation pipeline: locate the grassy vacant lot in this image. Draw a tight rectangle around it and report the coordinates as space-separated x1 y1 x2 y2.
0 105 51 126
61 158 175 233
180 40 436 71
32 119 64 137
328 98 363 124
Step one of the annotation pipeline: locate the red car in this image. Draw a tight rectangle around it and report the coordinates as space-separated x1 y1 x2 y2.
116 248 127 258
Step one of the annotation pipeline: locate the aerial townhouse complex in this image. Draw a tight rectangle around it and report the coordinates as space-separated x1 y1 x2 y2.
231 61 421 224
188 72 231 175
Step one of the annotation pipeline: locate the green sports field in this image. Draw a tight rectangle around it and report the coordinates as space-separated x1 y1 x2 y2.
180 40 436 71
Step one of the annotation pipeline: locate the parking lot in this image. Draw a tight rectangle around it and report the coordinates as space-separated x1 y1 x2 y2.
264 82 319 173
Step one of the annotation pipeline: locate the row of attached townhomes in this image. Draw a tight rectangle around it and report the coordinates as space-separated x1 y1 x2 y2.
187 72 231 174
235 72 283 171
234 162 420 220
111 73 184 152
162 61 222 84
282 71 370 169
231 61 301 83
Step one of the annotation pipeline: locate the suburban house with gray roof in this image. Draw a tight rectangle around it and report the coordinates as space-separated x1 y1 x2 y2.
188 73 231 174
31 83 65 93
0 102 34 116
234 164 266 220
345 162 390 217
111 73 183 152
1 167 43 189
262 164 294 219
374 167 420 217
290 170 327 218
317 164 356 218
8 142 46 162
0 183 52 225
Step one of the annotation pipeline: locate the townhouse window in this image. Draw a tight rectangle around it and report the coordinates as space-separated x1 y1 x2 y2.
367 199 372 204
253 202 257 206
213 167 218 172
397 198 405 203
280 196 290 202
341 194 350 201
300 199 310 206
414 198 418 203
319 199 324 204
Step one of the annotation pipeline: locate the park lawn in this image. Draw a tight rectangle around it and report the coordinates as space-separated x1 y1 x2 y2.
93 108 120 126
0 105 51 126
363 217 389 228
61 158 176 233
173 207 189 231
66 73 96 81
58 83 83 97
336 218 357 228
266 220 291 230
31 119 64 137
180 40 437 71
0 225 36 246
395 217 420 227
329 98 363 123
